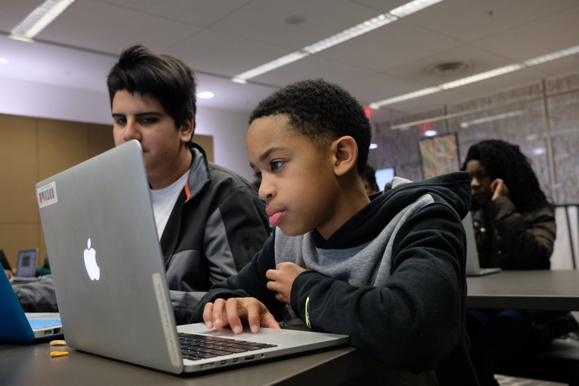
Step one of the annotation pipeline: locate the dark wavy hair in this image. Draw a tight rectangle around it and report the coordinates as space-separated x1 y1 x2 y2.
461 139 549 212
107 45 196 128
249 79 372 176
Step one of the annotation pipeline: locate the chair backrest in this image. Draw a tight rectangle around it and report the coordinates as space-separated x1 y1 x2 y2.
551 205 579 270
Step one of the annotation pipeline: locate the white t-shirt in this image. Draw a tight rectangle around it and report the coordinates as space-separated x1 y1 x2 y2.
150 170 190 240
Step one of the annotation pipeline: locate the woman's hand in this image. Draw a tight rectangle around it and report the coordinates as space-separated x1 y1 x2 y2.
491 178 510 201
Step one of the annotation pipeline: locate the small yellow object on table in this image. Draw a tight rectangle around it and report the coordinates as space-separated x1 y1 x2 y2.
50 340 67 346
50 351 69 358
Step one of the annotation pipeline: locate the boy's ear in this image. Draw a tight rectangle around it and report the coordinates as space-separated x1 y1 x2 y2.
180 118 195 143
331 136 358 177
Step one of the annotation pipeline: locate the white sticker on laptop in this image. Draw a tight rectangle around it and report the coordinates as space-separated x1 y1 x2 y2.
37 182 58 208
152 273 181 367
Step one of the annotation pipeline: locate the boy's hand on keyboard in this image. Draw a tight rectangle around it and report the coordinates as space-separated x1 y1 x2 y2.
203 297 280 334
266 262 305 305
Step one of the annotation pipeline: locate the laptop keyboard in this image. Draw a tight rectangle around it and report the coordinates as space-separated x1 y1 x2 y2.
178 332 278 361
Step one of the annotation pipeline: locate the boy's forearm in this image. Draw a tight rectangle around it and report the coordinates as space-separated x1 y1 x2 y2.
191 234 283 323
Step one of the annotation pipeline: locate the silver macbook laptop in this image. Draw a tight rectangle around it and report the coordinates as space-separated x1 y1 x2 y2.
0 270 62 343
36 140 348 374
463 212 501 277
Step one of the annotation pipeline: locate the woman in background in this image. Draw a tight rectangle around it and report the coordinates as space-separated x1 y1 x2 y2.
463 139 576 386
464 139 554 270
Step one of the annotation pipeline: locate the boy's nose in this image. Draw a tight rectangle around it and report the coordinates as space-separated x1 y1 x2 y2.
124 121 141 142
258 180 275 201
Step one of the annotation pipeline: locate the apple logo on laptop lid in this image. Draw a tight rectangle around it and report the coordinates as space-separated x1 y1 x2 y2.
84 238 100 281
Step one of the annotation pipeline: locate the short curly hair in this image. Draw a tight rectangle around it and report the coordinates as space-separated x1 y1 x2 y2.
107 45 197 129
462 139 549 212
249 79 371 176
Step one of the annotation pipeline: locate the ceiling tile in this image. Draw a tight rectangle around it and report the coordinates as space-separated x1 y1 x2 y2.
529 54 579 78
0 0 42 32
94 0 252 27
164 29 290 78
405 0 579 43
316 19 462 72
473 5 579 62
340 73 445 106
253 54 377 88
438 68 547 103
210 0 378 50
384 44 513 84
36 0 201 54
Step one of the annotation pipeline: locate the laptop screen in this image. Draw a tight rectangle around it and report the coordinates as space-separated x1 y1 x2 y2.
16 249 37 277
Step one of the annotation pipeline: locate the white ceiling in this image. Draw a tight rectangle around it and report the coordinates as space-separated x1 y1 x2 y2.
0 0 578 121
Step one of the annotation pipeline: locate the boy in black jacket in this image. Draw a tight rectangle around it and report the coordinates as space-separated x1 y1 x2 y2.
193 79 478 385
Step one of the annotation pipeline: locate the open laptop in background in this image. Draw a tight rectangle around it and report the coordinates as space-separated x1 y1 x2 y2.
0 270 62 343
10 249 41 284
463 212 501 277
36 140 348 375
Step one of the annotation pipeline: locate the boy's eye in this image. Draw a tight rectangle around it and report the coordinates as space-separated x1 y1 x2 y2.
114 118 126 125
254 171 262 180
270 161 283 171
140 117 157 124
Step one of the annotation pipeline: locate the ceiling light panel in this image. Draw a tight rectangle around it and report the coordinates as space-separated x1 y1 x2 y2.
231 0 444 82
10 0 76 40
389 0 444 18
233 51 308 81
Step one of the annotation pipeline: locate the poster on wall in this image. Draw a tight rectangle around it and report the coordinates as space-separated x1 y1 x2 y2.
418 133 460 180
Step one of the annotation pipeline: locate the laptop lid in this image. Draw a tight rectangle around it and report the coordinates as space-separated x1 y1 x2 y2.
38 140 348 374
0 271 62 343
16 249 38 278
37 140 184 373
463 213 500 277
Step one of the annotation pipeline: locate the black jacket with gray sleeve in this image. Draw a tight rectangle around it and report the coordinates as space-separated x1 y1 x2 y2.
192 172 478 385
15 143 270 323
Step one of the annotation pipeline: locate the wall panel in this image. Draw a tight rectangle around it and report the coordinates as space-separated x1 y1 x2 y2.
38 118 89 181
0 114 38 223
89 123 114 158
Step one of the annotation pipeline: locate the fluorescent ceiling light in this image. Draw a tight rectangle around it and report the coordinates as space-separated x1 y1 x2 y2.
197 91 215 99
302 14 398 55
439 64 525 90
232 0 443 82
371 44 579 109
459 111 523 128
424 130 438 137
10 0 76 41
0 57 9 65
369 143 378 149
234 51 308 81
369 87 440 108
524 45 579 66
389 0 444 18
